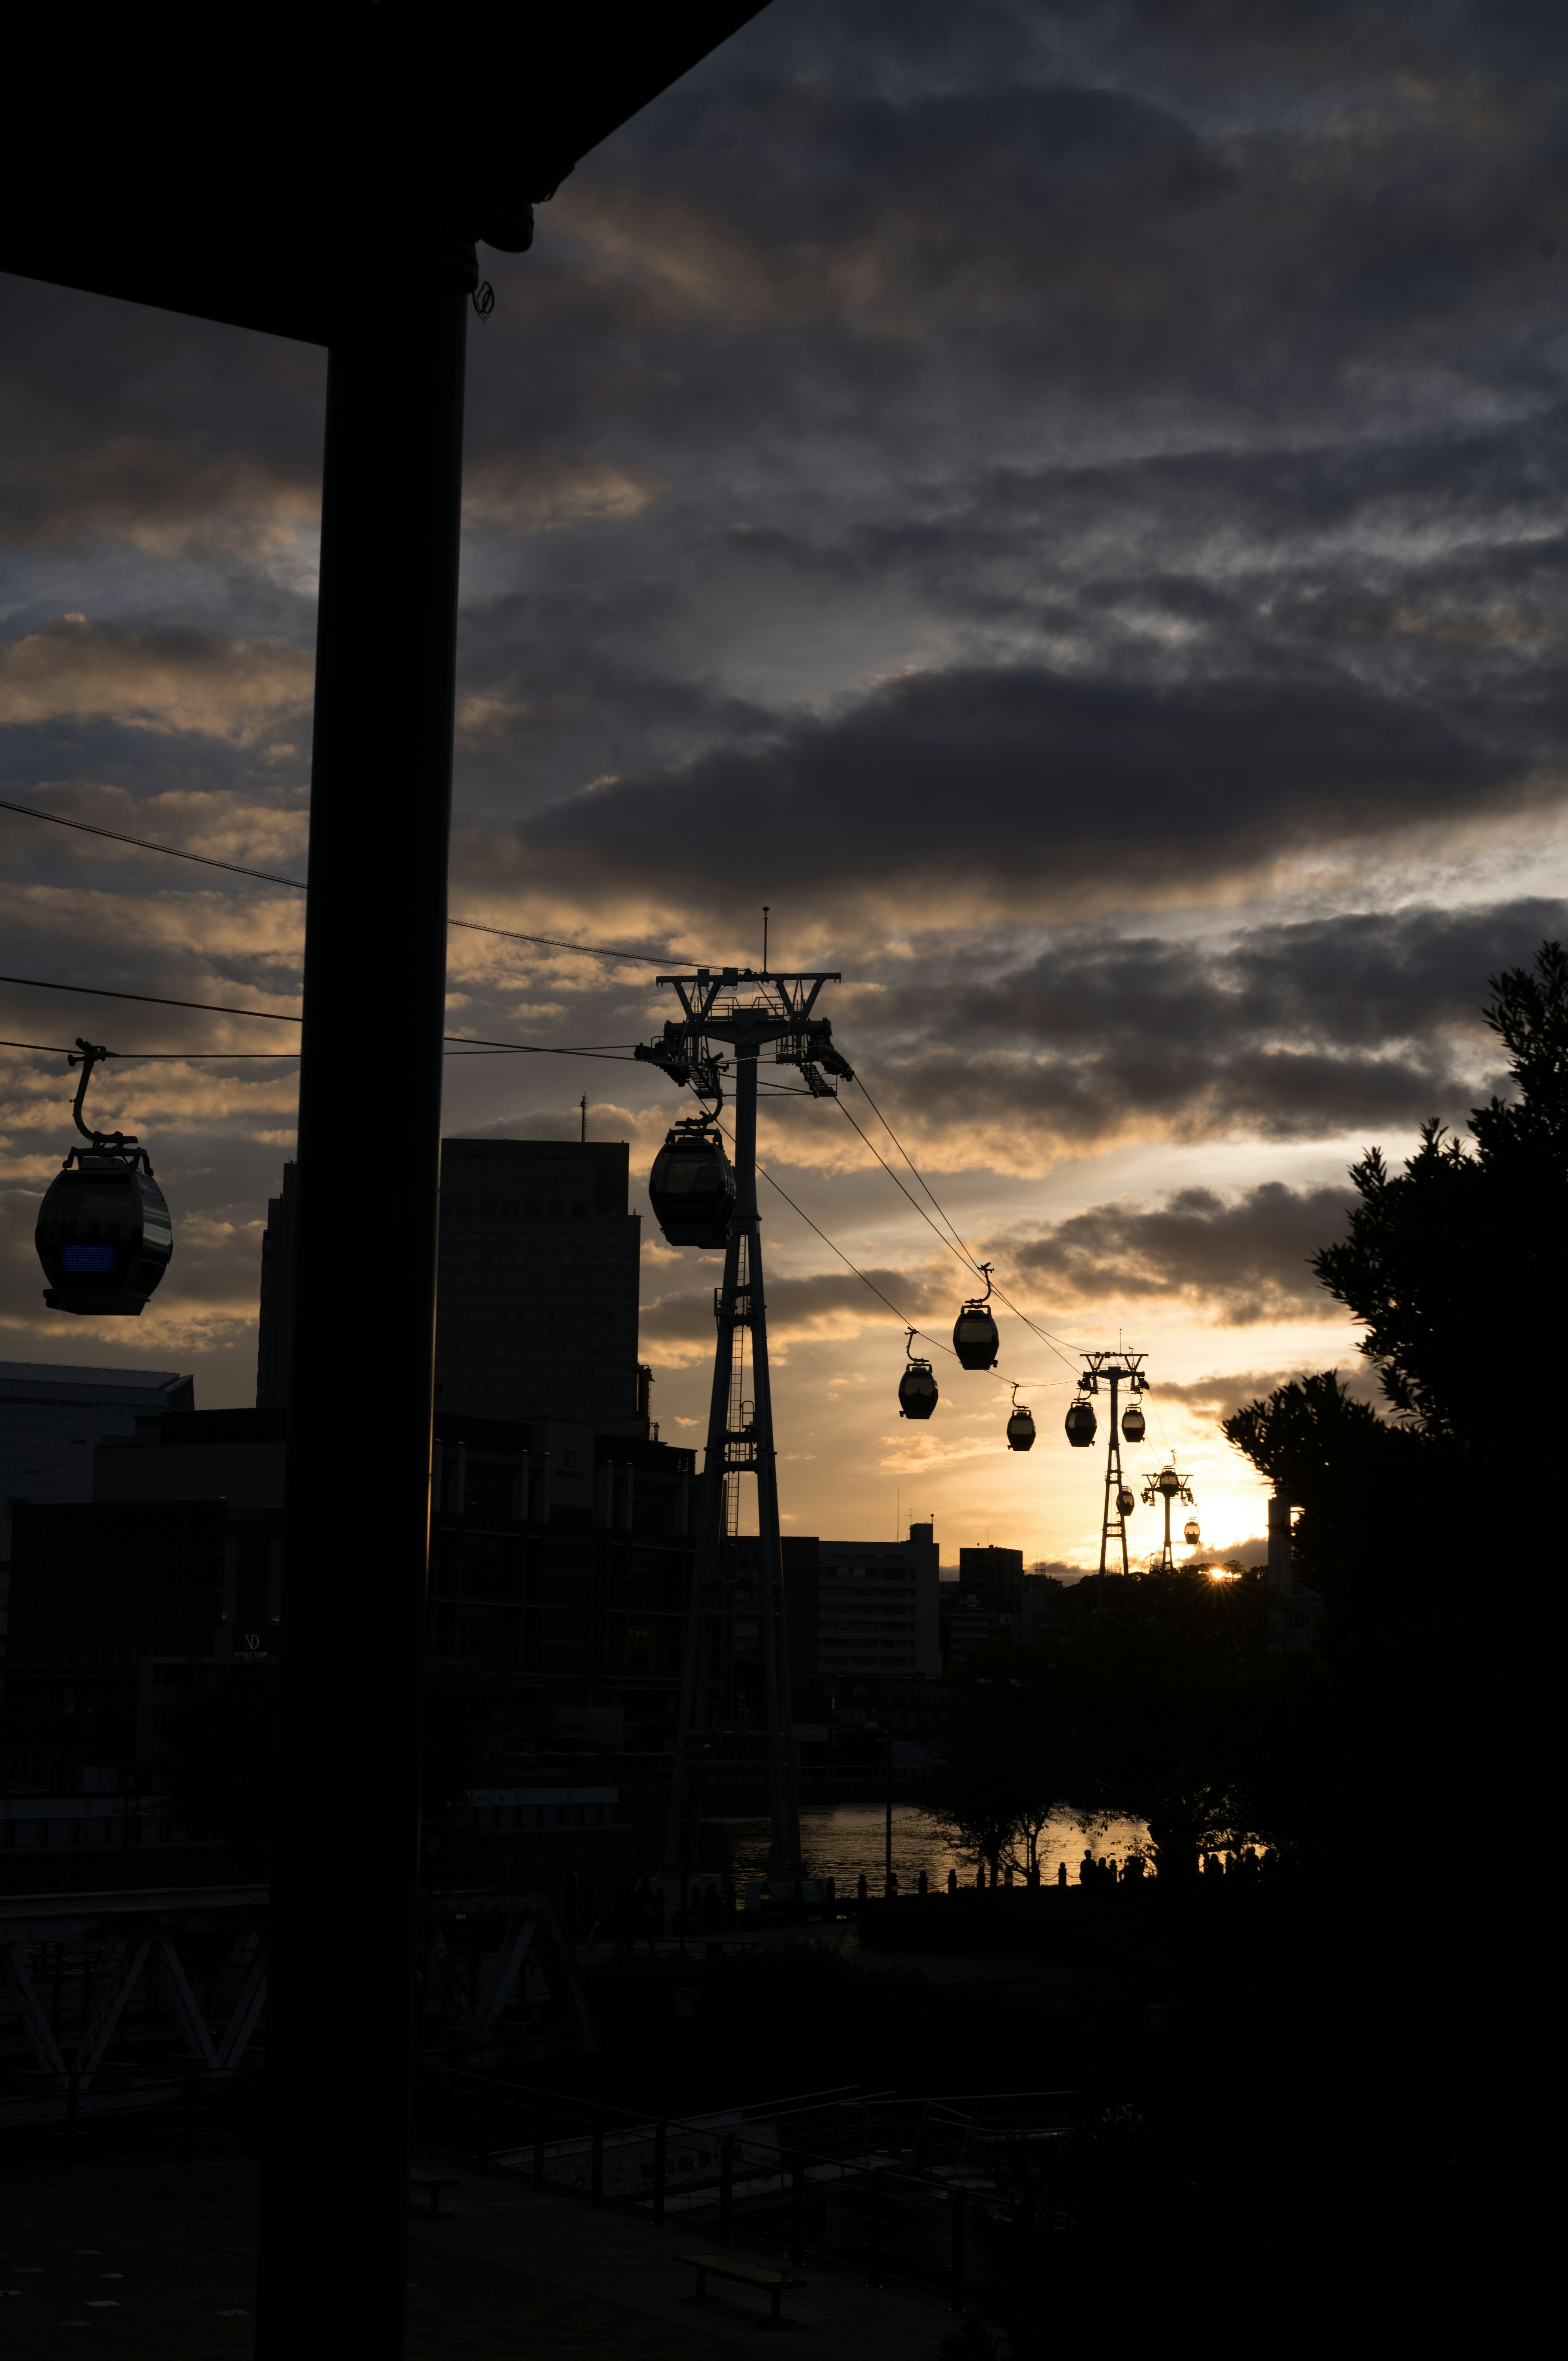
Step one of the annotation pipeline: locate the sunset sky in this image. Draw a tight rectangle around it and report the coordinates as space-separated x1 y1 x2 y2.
3 1 1565 1570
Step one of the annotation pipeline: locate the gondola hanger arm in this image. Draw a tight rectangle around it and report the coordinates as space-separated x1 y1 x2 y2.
67 1037 137 1150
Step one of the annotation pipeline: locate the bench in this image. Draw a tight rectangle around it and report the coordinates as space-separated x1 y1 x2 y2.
408 2167 460 2218
674 2251 805 2329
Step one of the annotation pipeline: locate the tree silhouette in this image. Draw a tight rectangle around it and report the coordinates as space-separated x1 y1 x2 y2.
1312 940 1567 1449
1226 940 1566 1626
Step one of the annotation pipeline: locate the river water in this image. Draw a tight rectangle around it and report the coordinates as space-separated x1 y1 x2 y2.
704 1801 1149 1888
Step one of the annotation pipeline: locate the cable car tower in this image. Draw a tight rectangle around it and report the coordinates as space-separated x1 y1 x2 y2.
637 964 850 1881
1065 1349 1149 1595
1141 1457 1198 1572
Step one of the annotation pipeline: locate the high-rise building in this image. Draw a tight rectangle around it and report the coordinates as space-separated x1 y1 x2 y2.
255 1138 643 1430
809 1523 942 1682
957 1545 1024 1614
435 1139 641 1429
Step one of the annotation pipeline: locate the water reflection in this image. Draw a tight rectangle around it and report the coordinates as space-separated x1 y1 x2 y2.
705 1802 1150 1888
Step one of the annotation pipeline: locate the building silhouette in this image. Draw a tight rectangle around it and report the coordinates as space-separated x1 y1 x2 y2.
0 1362 194 1658
804 1524 941 1683
256 1138 643 1431
3 1403 694 1833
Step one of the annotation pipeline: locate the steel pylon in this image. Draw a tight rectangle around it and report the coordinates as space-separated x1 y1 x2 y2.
639 967 847 1882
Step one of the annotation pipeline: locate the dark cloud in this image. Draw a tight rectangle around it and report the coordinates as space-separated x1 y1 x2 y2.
640 1265 943 1358
849 899 1563 1152
501 663 1532 917
3 0 1568 1453
1011 1183 1351 1322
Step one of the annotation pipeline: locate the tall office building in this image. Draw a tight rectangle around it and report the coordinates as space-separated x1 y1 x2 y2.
809 1523 942 1682
436 1140 641 1428
256 1138 644 1429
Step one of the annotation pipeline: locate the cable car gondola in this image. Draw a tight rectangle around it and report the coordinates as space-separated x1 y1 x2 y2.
1121 1395 1146 1442
898 1329 938 1420
953 1261 999 1371
35 1041 173 1317
647 1114 736 1247
1117 1485 1136 1518
1065 1392 1097 1447
1005 1385 1036 1452
1183 1517 1201 1546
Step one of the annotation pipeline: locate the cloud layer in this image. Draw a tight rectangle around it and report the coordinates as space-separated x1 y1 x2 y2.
2 0 1565 1559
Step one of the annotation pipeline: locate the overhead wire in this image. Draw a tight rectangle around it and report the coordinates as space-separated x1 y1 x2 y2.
713 1114 1062 1391
0 795 684 967
0 1037 298 1059
7 793 1106 1379
834 1073 1085 1374
0 975 643 1059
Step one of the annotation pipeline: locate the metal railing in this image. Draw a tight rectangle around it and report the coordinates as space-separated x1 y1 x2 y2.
414 2067 1071 2306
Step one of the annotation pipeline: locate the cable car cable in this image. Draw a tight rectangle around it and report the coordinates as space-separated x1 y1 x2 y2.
849 1074 988 1274
842 1067 1086 1369
0 972 642 1057
0 1037 301 1058
714 1116 1066 1393
832 1096 987 1278
0 795 685 966
833 1075 1084 1374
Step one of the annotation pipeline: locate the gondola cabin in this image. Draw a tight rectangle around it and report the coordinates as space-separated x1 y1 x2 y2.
952 1297 999 1371
37 1151 172 1316
1121 1401 1146 1442
1006 1404 1036 1451
899 1358 939 1420
648 1126 736 1247
1183 1518 1201 1546
1065 1397 1096 1447
1117 1485 1136 1517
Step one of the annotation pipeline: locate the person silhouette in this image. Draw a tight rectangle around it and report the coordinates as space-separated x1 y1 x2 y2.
947 1867 958 1895
1056 1860 1067 1889
1079 1850 1096 1886
856 1873 869 1903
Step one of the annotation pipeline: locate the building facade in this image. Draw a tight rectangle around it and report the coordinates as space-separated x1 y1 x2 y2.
809 1523 942 1683
257 1140 644 1432
434 1140 642 1430
0 1362 194 1654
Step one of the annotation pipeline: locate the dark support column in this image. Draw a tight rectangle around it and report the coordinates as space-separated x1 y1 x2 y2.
256 263 470 2358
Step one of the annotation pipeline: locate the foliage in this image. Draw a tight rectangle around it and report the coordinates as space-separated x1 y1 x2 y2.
923 1703 1064 1878
1221 1369 1424 1620
927 1573 1292 1879
1310 939 1567 1447
1224 941 1566 1639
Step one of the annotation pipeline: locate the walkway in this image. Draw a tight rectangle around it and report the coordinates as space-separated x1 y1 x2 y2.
409 2160 949 2358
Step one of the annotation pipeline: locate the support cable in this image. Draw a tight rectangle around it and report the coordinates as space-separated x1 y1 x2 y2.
0 970 640 1056
835 1074 1085 1374
719 1116 1062 1389
0 1036 298 1059
0 794 683 966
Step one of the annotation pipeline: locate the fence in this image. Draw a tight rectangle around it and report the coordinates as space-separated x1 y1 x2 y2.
415 2067 1072 2306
